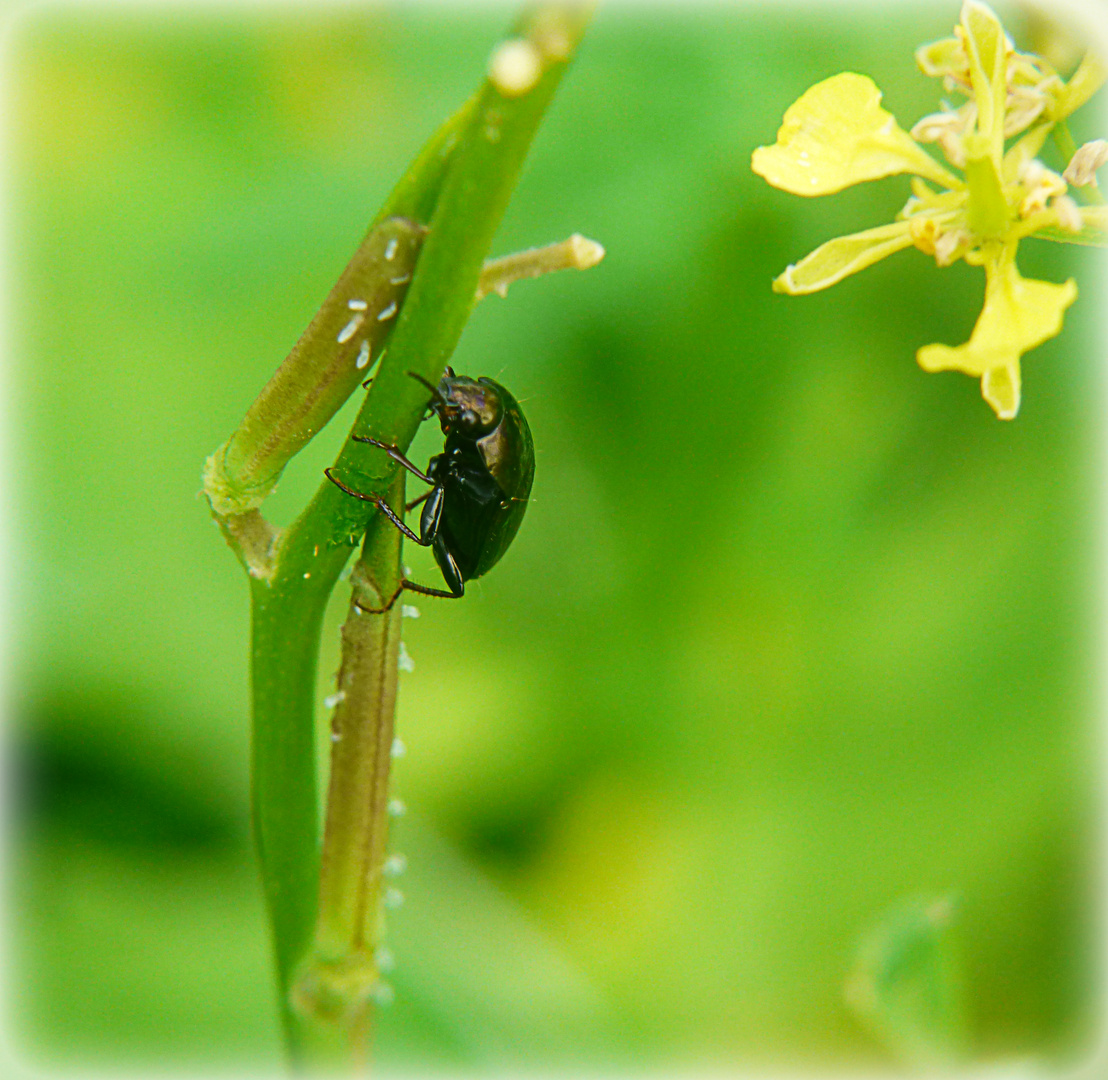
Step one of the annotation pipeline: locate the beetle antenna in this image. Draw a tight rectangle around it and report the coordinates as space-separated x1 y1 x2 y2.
407 369 459 423
406 370 444 403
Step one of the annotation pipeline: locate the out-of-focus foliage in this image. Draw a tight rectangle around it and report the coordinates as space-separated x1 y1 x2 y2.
9 2 1103 1072
846 894 969 1069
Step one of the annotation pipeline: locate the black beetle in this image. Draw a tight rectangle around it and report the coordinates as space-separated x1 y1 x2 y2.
326 366 535 598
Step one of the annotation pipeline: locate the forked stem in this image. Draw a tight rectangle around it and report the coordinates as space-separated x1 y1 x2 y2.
205 4 594 1069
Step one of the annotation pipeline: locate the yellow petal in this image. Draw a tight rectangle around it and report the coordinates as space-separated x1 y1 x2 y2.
917 249 1077 419
773 221 916 295
1049 51 1107 121
981 364 1020 419
960 1 1009 162
751 73 961 196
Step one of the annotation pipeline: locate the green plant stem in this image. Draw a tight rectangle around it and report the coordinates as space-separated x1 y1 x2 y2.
287 479 406 1057
204 99 473 523
206 218 424 517
319 5 595 538
1053 119 1080 169
241 96 475 1067
476 233 605 299
239 4 592 1068
314 520 404 960
250 545 351 1058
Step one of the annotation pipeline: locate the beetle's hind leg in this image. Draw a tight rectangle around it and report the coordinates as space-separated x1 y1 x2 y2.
400 578 463 599
351 436 434 485
324 468 427 546
401 538 464 599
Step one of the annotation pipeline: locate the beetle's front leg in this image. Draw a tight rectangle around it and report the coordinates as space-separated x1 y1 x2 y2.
351 436 434 485
324 467 427 545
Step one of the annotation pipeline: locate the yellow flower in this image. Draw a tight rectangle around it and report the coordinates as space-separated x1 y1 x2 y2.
751 0 1105 419
918 243 1076 419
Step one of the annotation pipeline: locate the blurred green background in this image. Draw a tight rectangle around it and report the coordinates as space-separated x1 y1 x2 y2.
8 0 1106 1073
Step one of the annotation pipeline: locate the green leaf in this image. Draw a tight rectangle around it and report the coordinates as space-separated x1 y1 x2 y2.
846 896 969 1070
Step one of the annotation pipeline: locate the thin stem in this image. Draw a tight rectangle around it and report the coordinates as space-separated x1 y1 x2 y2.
217 509 278 580
1053 119 1080 169
204 99 474 522
326 4 594 530
242 94 476 1067
476 233 605 300
282 0 593 1055
250 546 351 1060
206 218 424 516
240 5 593 1068
289 478 405 1045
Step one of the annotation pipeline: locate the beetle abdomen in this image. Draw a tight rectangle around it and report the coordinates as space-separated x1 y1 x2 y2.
433 456 503 581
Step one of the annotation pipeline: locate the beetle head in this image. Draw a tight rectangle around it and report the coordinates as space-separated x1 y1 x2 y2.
407 367 503 438
436 370 503 438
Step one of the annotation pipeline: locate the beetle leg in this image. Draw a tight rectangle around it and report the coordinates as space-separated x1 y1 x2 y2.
373 496 427 545
419 484 446 544
403 550 463 600
351 436 434 485
434 537 466 595
400 578 463 599
324 468 426 545
398 536 465 599
404 490 431 512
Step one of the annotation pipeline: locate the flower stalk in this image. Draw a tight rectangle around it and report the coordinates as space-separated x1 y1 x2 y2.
204 218 425 518
216 95 476 1063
